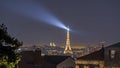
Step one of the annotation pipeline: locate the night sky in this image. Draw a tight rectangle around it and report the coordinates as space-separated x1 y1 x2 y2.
0 0 120 46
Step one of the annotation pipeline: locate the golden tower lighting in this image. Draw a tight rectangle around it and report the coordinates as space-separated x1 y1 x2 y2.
64 27 73 54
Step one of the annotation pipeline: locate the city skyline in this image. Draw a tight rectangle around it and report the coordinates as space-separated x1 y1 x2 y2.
0 0 120 46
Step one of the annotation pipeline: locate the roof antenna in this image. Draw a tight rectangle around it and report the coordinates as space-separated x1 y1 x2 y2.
100 41 105 49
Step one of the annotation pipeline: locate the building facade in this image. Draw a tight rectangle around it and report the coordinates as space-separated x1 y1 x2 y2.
104 42 120 68
75 42 120 68
75 48 104 68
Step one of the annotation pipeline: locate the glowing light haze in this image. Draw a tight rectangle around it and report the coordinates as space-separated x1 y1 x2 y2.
1 1 68 30
0 0 120 46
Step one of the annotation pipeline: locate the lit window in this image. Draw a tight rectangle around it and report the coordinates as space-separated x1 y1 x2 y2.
110 50 116 58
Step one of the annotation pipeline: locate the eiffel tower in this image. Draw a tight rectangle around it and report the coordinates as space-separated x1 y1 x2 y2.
64 27 73 54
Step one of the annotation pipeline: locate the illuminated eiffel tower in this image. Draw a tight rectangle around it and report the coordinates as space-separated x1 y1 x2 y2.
64 27 73 54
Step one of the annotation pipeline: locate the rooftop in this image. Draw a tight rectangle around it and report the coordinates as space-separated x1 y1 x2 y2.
77 48 104 61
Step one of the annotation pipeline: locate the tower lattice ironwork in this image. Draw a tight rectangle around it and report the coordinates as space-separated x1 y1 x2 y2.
64 28 73 54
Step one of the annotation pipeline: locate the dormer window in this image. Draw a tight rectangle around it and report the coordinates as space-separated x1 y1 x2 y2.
110 50 116 59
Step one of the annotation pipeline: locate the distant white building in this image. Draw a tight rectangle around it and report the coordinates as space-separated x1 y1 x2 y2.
50 42 56 47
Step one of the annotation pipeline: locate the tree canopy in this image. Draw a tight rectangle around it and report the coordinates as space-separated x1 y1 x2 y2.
0 23 23 68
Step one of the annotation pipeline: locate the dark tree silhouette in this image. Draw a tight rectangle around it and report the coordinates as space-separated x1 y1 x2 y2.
0 23 23 68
